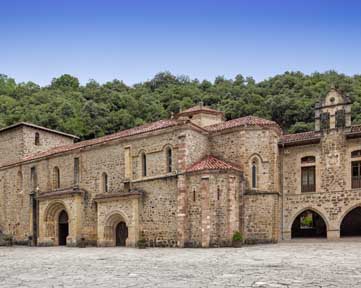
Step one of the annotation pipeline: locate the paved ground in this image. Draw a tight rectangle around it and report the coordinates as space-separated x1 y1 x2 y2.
1 241 361 288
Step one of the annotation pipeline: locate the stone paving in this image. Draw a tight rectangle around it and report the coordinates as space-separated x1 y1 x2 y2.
1 241 361 287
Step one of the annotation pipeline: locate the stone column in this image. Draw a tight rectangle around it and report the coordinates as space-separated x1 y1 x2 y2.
227 175 239 242
201 175 210 248
176 133 188 247
127 197 140 247
327 229 340 240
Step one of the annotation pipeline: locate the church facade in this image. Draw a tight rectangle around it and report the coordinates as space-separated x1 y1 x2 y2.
0 89 360 247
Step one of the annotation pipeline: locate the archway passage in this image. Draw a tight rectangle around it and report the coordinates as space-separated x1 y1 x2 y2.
291 210 327 238
58 210 69 246
115 221 128 246
340 207 361 237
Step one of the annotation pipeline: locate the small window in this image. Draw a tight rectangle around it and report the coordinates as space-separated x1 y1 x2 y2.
320 112 330 130
351 150 361 158
301 166 315 192
217 186 221 200
352 161 361 189
17 171 23 192
74 158 80 186
252 161 257 189
141 152 147 177
35 132 40 146
53 167 60 189
193 188 196 202
166 147 172 173
102 172 108 193
335 109 345 128
30 167 37 191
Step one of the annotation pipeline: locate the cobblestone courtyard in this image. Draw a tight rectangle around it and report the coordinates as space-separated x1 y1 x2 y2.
1 241 361 288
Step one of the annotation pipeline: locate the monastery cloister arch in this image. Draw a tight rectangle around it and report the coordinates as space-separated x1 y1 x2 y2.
284 206 330 240
338 203 361 237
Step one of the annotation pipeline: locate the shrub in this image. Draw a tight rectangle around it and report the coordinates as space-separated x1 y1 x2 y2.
232 231 243 242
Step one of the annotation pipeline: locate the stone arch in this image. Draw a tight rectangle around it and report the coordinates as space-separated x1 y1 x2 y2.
338 203 361 237
289 207 328 238
288 207 330 231
103 211 129 246
248 153 264 164
43 201 70 245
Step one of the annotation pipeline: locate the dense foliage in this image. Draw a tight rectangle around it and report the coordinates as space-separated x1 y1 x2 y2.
1 71 361 140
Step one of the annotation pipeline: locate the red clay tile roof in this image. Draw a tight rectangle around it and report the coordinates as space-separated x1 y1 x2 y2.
22 119 178 162
205 116 281 132
280 131 322 145
176 105 223 117
186 155 242 173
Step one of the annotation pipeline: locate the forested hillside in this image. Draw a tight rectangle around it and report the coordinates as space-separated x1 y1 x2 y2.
1 71 361 140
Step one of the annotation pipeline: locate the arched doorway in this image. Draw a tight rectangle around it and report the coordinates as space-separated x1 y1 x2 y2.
115 221 128 246
58 210 69 246
340 207 361 237
291 210 327 238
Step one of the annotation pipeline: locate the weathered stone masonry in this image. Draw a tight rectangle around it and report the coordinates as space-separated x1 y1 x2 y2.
1 89 360 247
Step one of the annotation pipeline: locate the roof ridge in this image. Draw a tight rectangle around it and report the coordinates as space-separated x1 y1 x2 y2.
20 118 179 163
0 122 79 139
204 115 280 132
186 155 242 173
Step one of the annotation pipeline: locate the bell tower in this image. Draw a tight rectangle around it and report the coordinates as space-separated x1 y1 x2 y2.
315 88 352 132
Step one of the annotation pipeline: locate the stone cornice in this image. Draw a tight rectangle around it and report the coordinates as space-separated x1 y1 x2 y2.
36 187 85 200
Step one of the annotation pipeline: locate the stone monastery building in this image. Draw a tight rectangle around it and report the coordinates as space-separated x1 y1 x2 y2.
1 89 361 247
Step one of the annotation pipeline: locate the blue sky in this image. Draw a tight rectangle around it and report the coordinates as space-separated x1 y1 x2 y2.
1 0 361 85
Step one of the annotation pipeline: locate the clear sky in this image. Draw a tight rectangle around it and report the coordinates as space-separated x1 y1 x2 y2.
1 0 361 86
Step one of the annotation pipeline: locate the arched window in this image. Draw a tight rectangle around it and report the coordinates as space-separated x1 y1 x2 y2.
217 186 221 200
141 152 147 177
35 132 40 145
193 188 196 202
166 147 172 173
101 172 108 193
17 171 23 192
53 167 60 189
251 160 257 189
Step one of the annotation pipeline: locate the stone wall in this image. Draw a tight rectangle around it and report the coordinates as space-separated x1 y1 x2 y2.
210 128 280 193
281 130 361 240
0 127 24 167
186 171 242 247
0 165 31 243
243 193 279 243
0 125 74 167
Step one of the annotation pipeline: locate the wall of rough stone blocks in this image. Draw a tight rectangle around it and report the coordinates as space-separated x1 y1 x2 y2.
133 177 178 247
210 128 280 193
186 172 242 247
0 126 74 167
281 131 361 240
243 193 279 243
0 165 31 243
0 127 198 245
0 118 284 247
22 126 74 156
